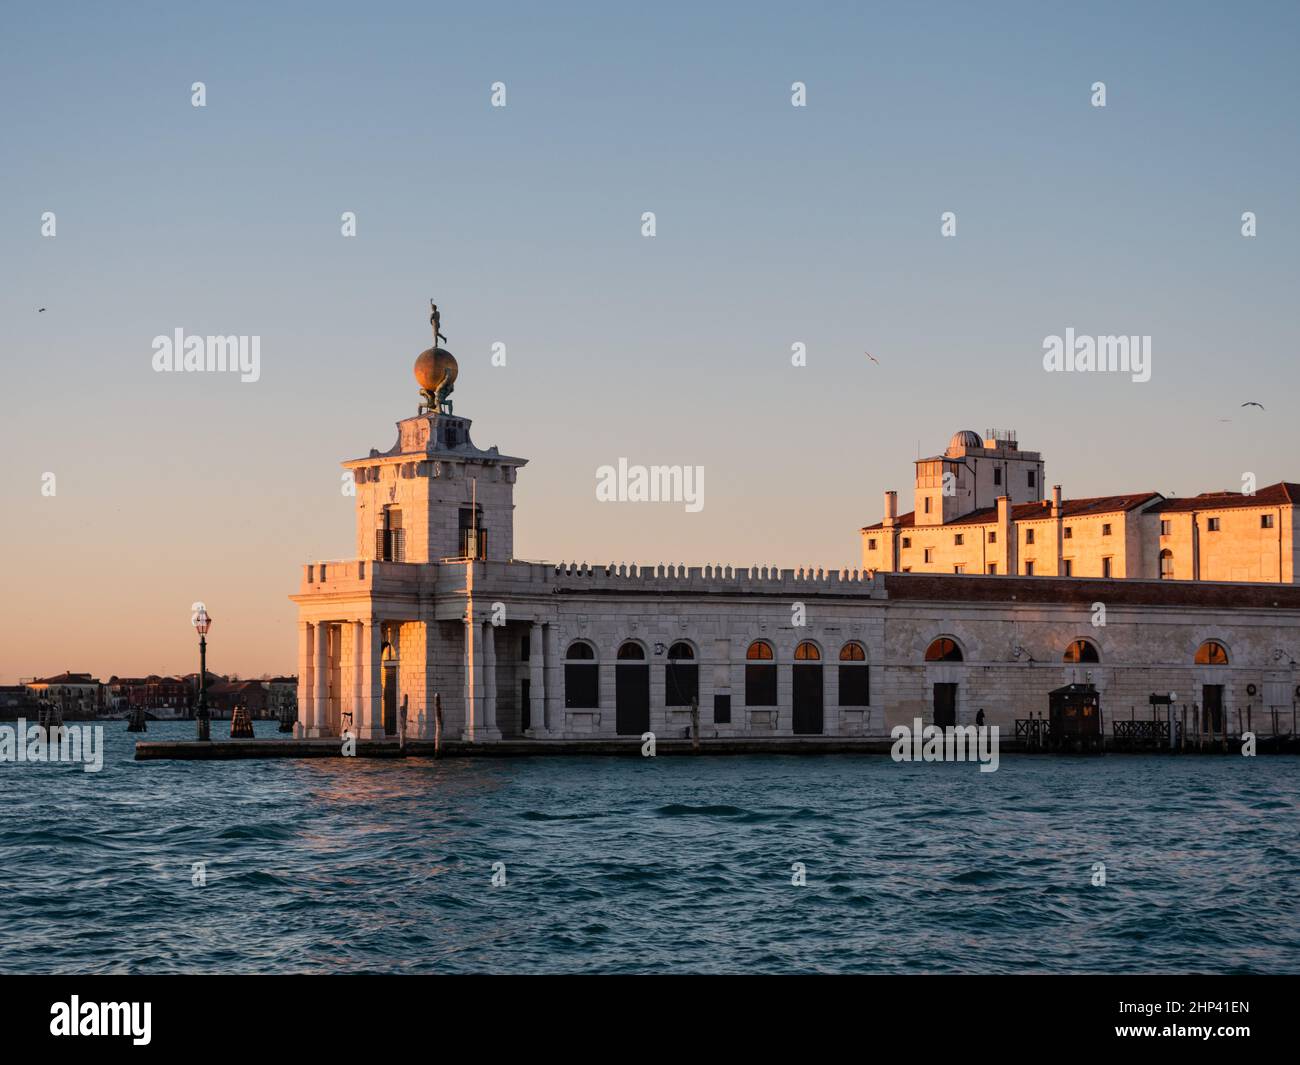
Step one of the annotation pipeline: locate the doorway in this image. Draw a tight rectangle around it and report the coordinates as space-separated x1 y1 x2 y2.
792 664 824 734
1202 684 1224 733
934 683 957 728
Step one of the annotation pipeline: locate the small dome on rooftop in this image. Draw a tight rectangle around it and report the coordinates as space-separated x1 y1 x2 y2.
947 430 983 455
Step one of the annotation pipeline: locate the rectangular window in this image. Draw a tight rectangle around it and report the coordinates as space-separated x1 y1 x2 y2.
1063 559 1073 577
988 531 997 544
838 665 870 707
954 533 964 546
902 537 911 548
924 548 934 563
1160 519 1171 536
745 664 777 706
1063 527 1073 539
459 505 486 559
1206 517 1220 532
867 538 878 550
1024 561 1035 576
1028 470 1036 488
987 563 997 575
713 694 731 724
666 663 699 707
994 468 1002 486
1025 529 1035 545
1102 523 1112 536
1102 557 1113 578
1262 514 1275 529
564 665 599 708
924 497 932 514
953 564 964 574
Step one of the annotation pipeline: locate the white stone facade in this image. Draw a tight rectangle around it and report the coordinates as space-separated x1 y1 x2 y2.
292 410 1300 743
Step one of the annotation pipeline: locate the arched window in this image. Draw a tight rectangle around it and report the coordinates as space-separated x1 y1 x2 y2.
665 641 698 706
564 641 598 707
1063 639 1100 664
839 642 869 706
745 640 777 705
1195 640 1229 666
617 641 645 660
1159 549 1174 579
794 641 821 660
924 637 963 662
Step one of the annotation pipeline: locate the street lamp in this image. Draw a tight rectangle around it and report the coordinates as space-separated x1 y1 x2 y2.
194 606 214 741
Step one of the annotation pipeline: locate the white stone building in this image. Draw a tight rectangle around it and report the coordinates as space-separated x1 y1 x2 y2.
292 325 1300 744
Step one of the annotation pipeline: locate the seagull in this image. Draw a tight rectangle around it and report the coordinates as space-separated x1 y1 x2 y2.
37 307 46 312
1241 401 1265 410
864 351 879 364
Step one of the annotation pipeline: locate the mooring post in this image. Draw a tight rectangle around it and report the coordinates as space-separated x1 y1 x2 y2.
434 692 443 755
690 697 700 752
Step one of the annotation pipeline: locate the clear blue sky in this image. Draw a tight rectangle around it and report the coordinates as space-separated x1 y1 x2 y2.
2 1 1297 681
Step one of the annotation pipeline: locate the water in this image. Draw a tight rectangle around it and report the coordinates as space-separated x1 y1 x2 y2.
1 720 1296 973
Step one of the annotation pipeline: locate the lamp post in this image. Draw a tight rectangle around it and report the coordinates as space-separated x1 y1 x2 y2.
194 606 213 741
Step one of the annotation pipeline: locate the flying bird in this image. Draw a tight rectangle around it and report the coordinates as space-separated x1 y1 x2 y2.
38 307 46 312
1241 402 1265 410
864 351 879 364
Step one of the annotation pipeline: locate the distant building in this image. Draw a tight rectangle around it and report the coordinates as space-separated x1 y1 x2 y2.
207 679 268 720
264 677 298 721
24 672 100 716
0 685 37 716
863 429 1298 582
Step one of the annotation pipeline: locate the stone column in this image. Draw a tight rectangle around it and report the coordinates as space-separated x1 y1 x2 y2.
462 617 480 740
351 621 363 735
482 621 500 737
543 623 561 738
528 622 546 736
297 622 313 733
310 622 329 737
362 620 384 738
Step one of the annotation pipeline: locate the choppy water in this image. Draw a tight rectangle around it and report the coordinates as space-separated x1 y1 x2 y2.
1 720 1296 973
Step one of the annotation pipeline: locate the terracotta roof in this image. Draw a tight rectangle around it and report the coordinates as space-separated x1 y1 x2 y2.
31 672 97 685
882 572 1300 609
862 492 1161 531
1150 482 1300 514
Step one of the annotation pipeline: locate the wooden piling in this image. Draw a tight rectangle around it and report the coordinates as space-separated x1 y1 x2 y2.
434 693 443 755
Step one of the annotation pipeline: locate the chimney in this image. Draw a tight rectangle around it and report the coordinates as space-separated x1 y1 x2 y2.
997 495 1015 575
1052 484 1062 518
883 490 898 527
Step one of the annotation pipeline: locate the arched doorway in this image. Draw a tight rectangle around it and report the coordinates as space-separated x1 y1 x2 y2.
615 641 649 735
1195 640 1229 733
924 636 963 728
381 640 398 735
792 640 823 735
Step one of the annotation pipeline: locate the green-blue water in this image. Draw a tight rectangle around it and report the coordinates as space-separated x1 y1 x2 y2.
1 720 1296 973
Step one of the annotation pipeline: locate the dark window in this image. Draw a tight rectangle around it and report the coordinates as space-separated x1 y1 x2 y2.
1102 523 1112 536
564 641 598 708
713 694 731 724
617 642 645 659
520 636 530 661
1028 470 1036 488
1063 559 1073 576
665 642 698 706
1024 560 1035 575
1207 517 1220 531
377 507 405 561
954 533 964 546
1160 549 1173 579
988 531 996 544
1102 557 1113 578
1025 528 1035 545
1064 527 1073 539
839 643 870 705
994 468 1002 486
902 537 911 548
745 640 776 705
458 505 486 560
1262 514 1274 529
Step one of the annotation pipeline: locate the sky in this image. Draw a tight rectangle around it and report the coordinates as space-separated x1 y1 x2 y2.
2 1 1298 683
